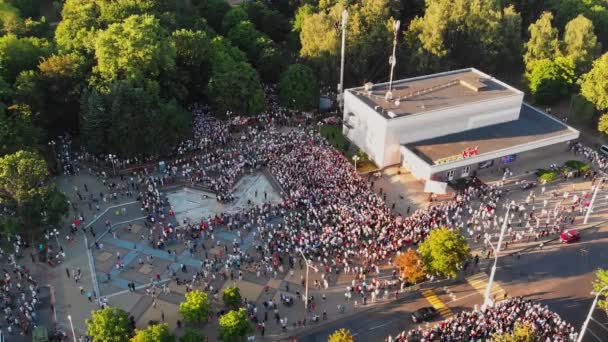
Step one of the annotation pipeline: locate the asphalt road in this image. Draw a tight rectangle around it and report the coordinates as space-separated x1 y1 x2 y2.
297 224 608 342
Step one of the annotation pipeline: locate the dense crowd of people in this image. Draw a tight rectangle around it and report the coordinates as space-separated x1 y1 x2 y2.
393 297 578 341
49 87 594 339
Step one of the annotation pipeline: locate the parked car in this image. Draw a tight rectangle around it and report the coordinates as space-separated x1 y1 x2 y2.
560 229 581 243
411 307 439 323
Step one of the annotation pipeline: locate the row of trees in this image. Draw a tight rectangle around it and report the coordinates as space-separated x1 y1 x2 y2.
396 227 470 283
86 287 251 342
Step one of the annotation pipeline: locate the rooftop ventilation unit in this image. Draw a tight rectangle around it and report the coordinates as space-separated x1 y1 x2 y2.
394 99 401 106
385 91 393 101
364 82 374 92
387 111 397 118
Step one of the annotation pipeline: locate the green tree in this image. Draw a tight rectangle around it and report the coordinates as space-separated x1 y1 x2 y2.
418 227 470 278
549 0 608 48
406 0 522 74
221 7 248 34
86 307 132 342
171 29 211 103
37 53 88 134
240 1 290 43
592 268 608 313
491 322 536 342
54 0 101 53
178 290 211 324
198 0 231 32
581 53 608 112
598 113 608 135
279 64 318 111
0 3 24 35
131 323 174 342
525 57 576 104
94 14 175 83
0 151 53 237
80 80 191 157
179 328 204 342
222 286 242 310
0 34 52 83
218 308 253 342
328 328 355 342
524 12 559 69
0 104 42 155
563 15 599 73
207 38 265 115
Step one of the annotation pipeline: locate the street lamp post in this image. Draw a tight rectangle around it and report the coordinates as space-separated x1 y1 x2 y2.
299 250 310 319
584 181 601 224
108 154 116 176
67 315 77 342
482 200 515 309
337 10 348 112
352 155 360 170
578 285 608 342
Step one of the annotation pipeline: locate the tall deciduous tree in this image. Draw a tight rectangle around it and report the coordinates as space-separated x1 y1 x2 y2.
525 57 576 104
179 328 204 342
222 286 242 310
563 15 599 73
178 290 211 324
406 0 522 73
0 34 51 83
131 323 174 342
94 14 175 83
418 227 470 278
279 64 318 111
394 249 426 284
171 29 211 103
54 0 101 53
491 322 536 342
86 307 132 342
524 12 559 69
218 308 253 341
581 53 608 112
80 80 191 157
597 114 608 135
0 150 47 222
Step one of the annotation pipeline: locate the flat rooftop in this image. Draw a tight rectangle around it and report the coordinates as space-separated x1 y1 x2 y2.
406 104 578 165
347 68 521 118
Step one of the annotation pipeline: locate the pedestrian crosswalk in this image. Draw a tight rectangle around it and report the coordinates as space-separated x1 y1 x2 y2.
421 289 453 319
466 272 507 302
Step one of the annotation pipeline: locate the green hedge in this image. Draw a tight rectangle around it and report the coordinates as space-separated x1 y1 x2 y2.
564 160 591 173
536 169 559 183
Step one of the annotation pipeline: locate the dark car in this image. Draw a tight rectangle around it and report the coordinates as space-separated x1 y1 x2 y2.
411 307 439 323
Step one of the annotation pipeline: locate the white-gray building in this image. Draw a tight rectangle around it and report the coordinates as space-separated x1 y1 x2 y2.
343 68 580 184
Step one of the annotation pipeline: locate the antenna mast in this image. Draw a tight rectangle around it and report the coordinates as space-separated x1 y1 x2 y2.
338 9 348 112
386 20 400 101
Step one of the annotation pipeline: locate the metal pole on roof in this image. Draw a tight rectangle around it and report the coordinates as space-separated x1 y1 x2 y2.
387 20 400 100
338 9 348 112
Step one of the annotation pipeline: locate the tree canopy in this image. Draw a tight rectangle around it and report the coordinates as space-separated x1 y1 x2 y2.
178 290 211 324
418 227 470 278
279 64 318 111
394 249 426 284
86 307 132 342
524 12 559 69
218 308 253 342
581 52 608 112
525 56 576 104
563 15 599 72
222 286 242 310
328 328 356 342
131 323 174 342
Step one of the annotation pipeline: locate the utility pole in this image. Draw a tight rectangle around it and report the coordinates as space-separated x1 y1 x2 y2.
337 9 348 112
483 201 514 309
584 182 601 224
577 285 608 342
386 20 401 101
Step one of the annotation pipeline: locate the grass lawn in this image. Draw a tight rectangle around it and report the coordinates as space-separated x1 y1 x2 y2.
318 124 348 152
318 124 379 172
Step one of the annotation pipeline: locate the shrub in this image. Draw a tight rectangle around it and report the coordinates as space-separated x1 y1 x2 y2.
564 160 591 173
536 169 559 183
